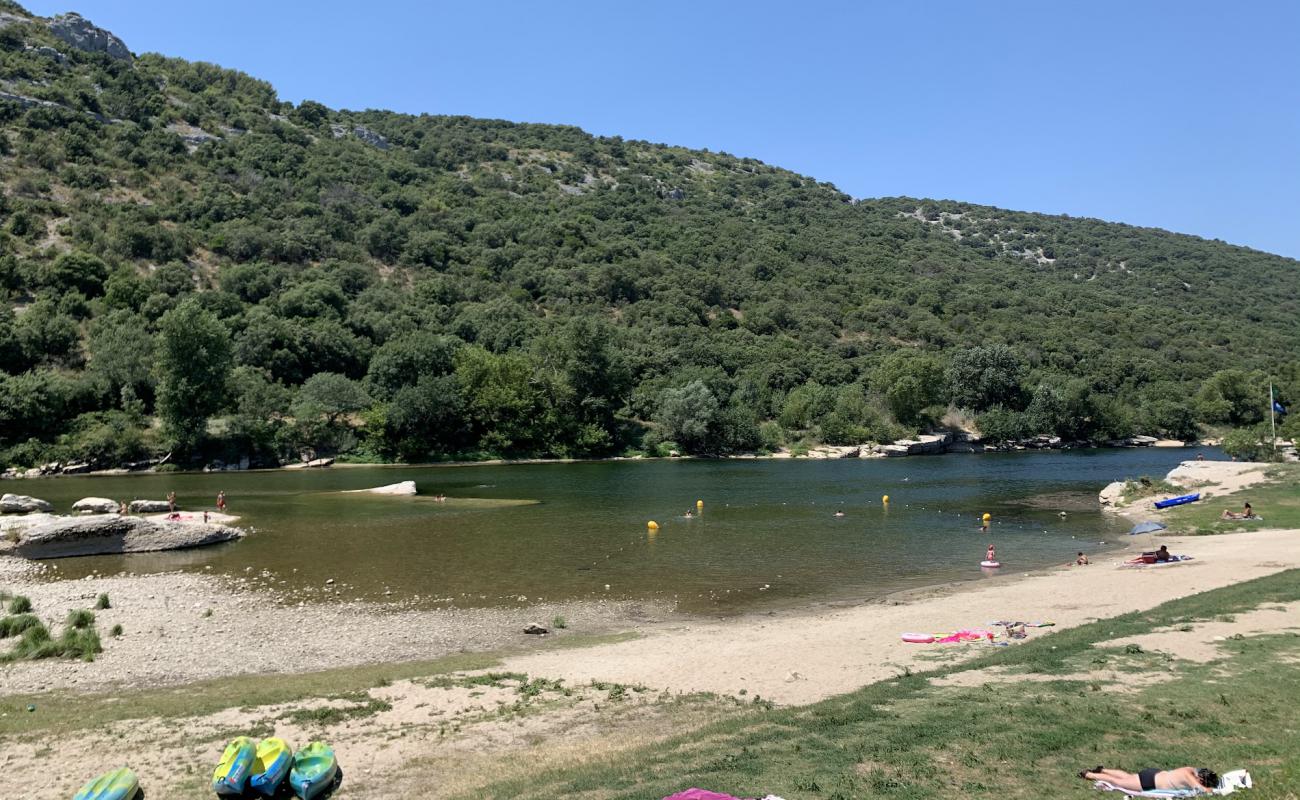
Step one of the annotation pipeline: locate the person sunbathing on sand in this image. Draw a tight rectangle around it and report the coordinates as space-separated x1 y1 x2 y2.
1075 552 1090 565
1080 765 1218 794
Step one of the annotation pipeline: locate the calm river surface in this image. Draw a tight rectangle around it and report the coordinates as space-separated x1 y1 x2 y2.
20 449 1214 614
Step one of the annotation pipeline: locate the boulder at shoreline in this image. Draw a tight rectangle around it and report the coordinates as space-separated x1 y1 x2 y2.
1 493 53 514
73 497 119 514
12 514 243 559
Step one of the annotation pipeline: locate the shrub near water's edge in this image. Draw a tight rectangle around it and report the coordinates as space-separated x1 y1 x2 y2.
7 595 32 615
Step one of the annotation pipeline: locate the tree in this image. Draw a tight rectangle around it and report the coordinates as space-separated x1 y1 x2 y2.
87 311 155 406
365 332 462 401
1195 369 1266 427
38 251 110 297
1221 425 1280 462
947 345 1026 412
155 300 232 456
226 366 291 463
292 372 370 426
872 351 947 429
656 380 718 453
1024 384 1067 436
381 374 468 460
288 373 371 456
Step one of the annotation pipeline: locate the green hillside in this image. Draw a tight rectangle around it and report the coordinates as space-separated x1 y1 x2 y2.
1 3 1297 468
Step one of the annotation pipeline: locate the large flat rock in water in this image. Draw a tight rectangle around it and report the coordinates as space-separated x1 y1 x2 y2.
344 480 417 496
13 514 243 559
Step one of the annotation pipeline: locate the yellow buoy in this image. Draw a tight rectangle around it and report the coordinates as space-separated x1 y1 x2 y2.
647 521 659 530
982 512 991 521
696 499 703 508
882 495 890 504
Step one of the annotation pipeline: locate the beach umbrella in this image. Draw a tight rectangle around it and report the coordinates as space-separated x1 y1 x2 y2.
1128 520 1167 552
1127 521 1167 535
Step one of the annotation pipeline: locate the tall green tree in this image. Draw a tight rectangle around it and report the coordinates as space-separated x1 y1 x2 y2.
155 300 232 456
947 345 1026 412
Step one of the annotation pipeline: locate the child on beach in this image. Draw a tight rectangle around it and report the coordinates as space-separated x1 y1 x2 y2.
1075 552 1090 565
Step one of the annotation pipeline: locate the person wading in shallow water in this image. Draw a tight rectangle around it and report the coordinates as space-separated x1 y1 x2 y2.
216 490 227 513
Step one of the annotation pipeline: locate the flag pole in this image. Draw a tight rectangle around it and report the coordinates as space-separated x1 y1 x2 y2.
1270 383 1277 456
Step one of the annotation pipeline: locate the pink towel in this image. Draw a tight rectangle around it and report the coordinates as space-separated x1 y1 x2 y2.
662 790 746 800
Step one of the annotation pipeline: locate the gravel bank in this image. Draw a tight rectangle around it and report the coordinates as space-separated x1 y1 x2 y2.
0 557 670 694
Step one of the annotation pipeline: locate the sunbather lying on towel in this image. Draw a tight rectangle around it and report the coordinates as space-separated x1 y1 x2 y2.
1080 766 1218 794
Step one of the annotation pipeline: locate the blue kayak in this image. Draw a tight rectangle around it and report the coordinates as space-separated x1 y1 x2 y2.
1154 493 1201 509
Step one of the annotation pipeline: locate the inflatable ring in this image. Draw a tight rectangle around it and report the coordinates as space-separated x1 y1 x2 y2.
901 632 935 644
980 560 1001 568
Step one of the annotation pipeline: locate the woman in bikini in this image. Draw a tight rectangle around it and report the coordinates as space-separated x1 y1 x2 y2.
1080 766 1218 793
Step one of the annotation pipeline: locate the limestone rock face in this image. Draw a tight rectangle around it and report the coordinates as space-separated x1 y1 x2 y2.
72 497 119 514
13 514 243 559
329 123 390 150
1 493 53 514
48 13 132 61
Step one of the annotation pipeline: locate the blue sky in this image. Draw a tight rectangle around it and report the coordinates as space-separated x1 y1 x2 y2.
26 1 1300 258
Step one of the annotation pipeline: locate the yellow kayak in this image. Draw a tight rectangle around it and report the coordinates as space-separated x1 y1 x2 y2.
212 736 256 796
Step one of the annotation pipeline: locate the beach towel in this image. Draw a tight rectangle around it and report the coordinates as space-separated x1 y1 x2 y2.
1094 769 1250 796
660 791 786 800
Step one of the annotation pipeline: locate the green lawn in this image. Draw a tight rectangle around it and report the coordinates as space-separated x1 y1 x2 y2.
459 569 1300 800
1164 464 1300 536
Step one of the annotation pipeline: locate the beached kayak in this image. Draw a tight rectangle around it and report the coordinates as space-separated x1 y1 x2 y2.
212 736 257 796
249 738 294 797
72 767 139 800
1154 492 1201 509
290 741 340 799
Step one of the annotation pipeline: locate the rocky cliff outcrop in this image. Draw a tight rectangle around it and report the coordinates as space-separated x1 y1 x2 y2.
13 514 243 559
48 12 132 61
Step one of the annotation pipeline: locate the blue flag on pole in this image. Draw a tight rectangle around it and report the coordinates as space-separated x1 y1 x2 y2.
1275 400 1288 415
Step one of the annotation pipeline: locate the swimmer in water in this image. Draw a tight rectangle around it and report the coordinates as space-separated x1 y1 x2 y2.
986 543 996 562
684 510 694 518
834 510 845 517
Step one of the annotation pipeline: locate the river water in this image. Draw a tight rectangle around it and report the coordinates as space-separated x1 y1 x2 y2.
17 449 1212 614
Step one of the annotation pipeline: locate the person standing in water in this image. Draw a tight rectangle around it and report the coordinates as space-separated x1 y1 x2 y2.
986 543 996 562
216 490 227 513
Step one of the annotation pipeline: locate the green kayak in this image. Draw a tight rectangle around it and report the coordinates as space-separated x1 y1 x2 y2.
72 767 139 800
289 741 339 799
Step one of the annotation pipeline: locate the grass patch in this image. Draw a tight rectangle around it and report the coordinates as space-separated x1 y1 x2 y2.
455 569 1300 800
110 624 123 637
95 593 111 610
1164 464 1300 535
66 609 95 629
280 694 393 726
0 618 101 664
552 615 567 630
7 595 32 615
0 614 42 638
